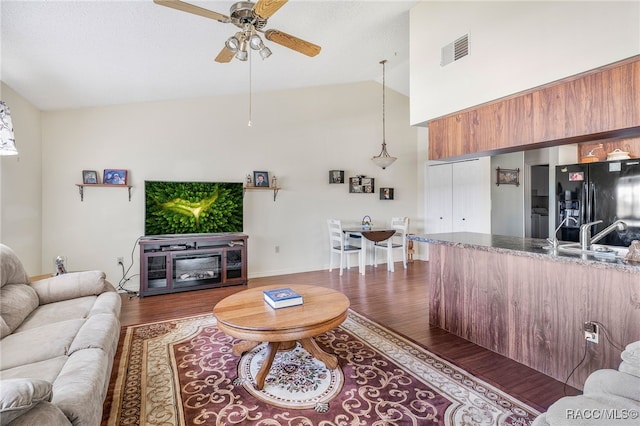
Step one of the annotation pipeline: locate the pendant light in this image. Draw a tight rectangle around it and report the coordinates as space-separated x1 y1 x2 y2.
0 101 18 156
371 59 396 169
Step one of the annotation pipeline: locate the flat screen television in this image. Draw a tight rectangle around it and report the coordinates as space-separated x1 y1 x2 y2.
144 181 243 236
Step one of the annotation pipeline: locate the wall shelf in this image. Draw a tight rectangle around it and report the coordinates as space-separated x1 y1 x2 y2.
76 184 133 201
243 186 280 201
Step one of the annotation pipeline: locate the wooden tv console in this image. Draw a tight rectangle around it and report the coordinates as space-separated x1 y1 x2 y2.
138 233 247 297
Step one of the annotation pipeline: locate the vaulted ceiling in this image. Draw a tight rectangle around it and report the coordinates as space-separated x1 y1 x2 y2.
1 0 417 111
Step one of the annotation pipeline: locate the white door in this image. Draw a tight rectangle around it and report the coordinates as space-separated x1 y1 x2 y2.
452 158 491 233
426 163 453 233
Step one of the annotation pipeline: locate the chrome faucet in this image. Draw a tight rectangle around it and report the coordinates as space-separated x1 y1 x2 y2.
547 216 578 248
580 219 627 250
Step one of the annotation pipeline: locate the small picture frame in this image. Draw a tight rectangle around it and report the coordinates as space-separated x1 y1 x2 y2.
380 187 394 200
496 167 520 186
329 170 344 184
82 170 98 184
253 171 270 187
103 169 128 185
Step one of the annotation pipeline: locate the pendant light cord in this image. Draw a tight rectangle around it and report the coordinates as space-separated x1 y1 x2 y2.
248 49 253 127
381 59 386 146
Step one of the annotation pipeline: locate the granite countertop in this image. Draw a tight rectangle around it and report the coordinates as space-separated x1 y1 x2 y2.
409 232 640 273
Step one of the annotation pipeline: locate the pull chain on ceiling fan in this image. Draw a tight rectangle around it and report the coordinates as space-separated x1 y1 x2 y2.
154 0 321 63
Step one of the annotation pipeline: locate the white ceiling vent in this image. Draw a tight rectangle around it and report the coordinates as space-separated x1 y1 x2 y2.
441 34 469 66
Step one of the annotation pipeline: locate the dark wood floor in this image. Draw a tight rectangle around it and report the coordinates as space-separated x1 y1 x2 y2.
114 259 579 414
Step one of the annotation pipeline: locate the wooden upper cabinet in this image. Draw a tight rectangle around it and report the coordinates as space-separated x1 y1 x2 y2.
428 55 640 160
428 112 469 159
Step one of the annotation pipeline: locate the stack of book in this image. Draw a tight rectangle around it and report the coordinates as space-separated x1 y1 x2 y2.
263 287 303 309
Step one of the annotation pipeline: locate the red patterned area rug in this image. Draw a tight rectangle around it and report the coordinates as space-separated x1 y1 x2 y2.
105 310 540 425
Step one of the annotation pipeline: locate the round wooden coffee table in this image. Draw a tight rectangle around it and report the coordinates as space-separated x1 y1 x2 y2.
213 284 350 390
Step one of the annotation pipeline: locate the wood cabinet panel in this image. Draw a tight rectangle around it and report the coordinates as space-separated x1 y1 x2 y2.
428 113 469 159
428 55 640 160
532 84 566 142
428 243 640 389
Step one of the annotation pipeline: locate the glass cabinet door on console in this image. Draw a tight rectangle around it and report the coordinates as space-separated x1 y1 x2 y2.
143 253 169 292
225 249 244 282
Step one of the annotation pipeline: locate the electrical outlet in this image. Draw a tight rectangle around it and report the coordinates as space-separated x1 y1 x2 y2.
583 321 599 344
117 257 124 265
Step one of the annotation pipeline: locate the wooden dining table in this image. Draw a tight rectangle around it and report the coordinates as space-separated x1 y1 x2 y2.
342 227 396 271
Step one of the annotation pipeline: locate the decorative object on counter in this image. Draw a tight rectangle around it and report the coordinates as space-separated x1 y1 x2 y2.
496 167 520 186
361 215 372 230
82 170 98 184
349 176 375 193
271 174 277 188
0 101 18 156
252 171 269 187
329 170 344 184
246 174 252 185
380 187 394 200
103 169 128 185
607 148 631 161
625 240 640 262
371 59 397 170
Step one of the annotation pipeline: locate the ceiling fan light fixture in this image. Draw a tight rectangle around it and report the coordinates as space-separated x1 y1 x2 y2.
235 50 248 61
249 33 264 50
259 46 272 59
225 35 241 52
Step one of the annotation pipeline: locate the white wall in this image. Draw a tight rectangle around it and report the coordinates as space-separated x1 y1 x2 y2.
491 152 525 237
410 1 640 124
35 82 418 289
0 83 42 273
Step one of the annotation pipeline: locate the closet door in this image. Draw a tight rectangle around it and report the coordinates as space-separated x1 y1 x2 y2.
452 158 491 233
426 163 453 234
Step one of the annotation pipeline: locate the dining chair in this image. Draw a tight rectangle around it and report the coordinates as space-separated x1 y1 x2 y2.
327 219 364 276
374 217 409 272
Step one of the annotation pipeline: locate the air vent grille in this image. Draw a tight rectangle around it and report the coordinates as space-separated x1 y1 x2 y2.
441 34 469 66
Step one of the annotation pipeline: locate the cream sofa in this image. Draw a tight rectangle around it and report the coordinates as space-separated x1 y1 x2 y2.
0 244 121 426
532 340 640 426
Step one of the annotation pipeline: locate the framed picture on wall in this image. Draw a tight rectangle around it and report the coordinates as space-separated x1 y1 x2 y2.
380 187 394 200
103 169 128 185
253 171 270 187
496 167 520 186
82 170 98 184
329 170 344 184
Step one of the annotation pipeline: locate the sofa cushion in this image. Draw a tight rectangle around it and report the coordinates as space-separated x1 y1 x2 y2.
0 356 68 384
0 245 30 288
0 378 52 426
0 284 39 338
4 400 71 426
30 271 109 305
14 296 97 333
68 314 120 355
52 348 110 426
0 320 84 371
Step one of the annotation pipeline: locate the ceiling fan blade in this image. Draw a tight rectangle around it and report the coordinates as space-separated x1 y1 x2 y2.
153 0 230 23
264 29 321 57
215 46 235 63
253 0 288 19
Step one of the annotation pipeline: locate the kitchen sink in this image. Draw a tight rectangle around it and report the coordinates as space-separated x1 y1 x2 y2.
544 242 628 260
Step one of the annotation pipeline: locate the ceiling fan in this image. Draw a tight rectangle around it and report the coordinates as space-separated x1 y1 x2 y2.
153 0 321 63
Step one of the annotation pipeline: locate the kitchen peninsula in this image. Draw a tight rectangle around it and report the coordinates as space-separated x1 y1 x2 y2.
410 232 640 389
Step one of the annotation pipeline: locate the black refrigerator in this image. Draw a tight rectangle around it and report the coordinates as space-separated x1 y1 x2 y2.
555 160 640 247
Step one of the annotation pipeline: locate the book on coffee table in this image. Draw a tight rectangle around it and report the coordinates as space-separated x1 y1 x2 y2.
263 287 303 309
